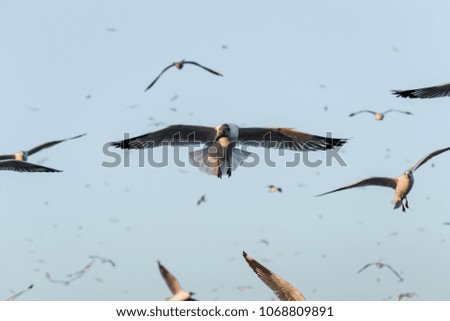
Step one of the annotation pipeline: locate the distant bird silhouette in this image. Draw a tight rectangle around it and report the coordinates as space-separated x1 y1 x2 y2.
392 82 450 99
260 239 270 246
357 262 403 282
145 60 223 91
243 251 306 301
6 284 34 301
46 260 95 286
157 261 196 301
317 146 450 212
0 133 86 173
268 185 282 193
197 195 206 206
395 292 417 301
89 255 116 267
348 109 412 121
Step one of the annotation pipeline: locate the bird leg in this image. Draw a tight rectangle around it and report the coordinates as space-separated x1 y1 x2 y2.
226 155 232 177
405 197 409 209
401 202 406 213
217 167 222 179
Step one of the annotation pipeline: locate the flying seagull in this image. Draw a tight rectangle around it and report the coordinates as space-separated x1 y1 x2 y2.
348 109 412 121
157 261 196 301
110 123 347 178
243 251 306 301
316 146 450 212
89 255 116 267
6 284 34 301
145 60 223 91
268 185 282 193
357 262 403 282
0 133 86 173
197 194 206 206
392 82 450 99
395 292 418 301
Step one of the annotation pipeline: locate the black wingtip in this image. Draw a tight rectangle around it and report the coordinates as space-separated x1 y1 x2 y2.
110 140 128 149
391 89 417 98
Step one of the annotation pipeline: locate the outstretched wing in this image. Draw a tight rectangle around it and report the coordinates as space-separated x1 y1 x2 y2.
382 109 413 115
392 82 450 99
158 261 183 295
383 264 404 282
27 133 86 156
0 160 62 173
348 110 376 117
144 63 176 91
110 125 217 149
6 284 34 301
243 251 305 301
238 127 347 151
184 61 223 76
411 146 450 172
316 177 398 197
357 263 376 274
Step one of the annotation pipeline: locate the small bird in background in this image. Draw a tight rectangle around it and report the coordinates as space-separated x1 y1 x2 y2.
6 284 34 301
268 185 282 193
348 109 412 121
316 146 450 212
46 260 95 286
197 195 206 206
0 133 86 173
89 255 116 267
357 262 403 282
392 82 450 99
145 60 223 91
260 239 270 246
242 251 306 301
395 292 418 301
157 261 196 301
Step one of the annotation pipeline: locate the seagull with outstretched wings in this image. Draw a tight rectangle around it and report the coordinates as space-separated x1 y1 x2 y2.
348 109 412 121
358 262 403 282
157 261 196 301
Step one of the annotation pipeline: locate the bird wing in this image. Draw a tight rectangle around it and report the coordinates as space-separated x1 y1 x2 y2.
243 251 305 301
348 110 376 117
111 125 217 149
316 177 398 197
144 63 175 91
27 133 86 156
184 61 223 76
6 284 34 301
392 82 450 99
238 127 347 151
0 160 62 173
357 262 376 274
158 261 183 295
383 264 403 281
411 146 450 172
0 154 15 160
383 109 413 115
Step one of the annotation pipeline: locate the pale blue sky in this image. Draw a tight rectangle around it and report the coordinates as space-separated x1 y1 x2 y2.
1 0 450 300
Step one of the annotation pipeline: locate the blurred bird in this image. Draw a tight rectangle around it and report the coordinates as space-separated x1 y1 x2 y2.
111 123 347 178
6 284 34 301
243 251 306 301
348 109 412 121
89 255 116 267
357 262 403 282
396 292 417 301
260 239 270 246
268 185 282 193
197 194 206 206
317 146 450 212
0 133 86 173
145 60 223 91
157 261 196 301
392 82 450 99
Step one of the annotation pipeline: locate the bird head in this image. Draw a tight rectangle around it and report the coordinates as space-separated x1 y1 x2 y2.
403 170 413 178
15 151 28 161
215 124 231 141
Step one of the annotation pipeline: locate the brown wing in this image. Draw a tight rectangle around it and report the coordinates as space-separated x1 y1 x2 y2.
144 63 176 91
348 110 376 117
0 160 62 173
392 82 450 99
110 125 216 149
243 251 305 301
316 177 398 197
27 133 86 156
158 261 183 295
411 146 450 172
238 127 347 151
184 61 223 76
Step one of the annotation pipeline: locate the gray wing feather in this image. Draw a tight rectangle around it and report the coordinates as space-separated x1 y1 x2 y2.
238 127 347 151
111 125 217 149
27 133 86 156
348 110 376 117
243 251 305 301
184 61 223 76
145 63 175 91
158 261 183 295
316 177 398 197
0 160 62 173
382 109 413 115
411 146 450 172
392 82 450 99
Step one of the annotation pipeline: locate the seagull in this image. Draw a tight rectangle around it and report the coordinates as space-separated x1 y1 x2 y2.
268 185 282 193
157 261 196 301
110 123 347 178
348 109 412 121
197 194 206 206
243 251 305 301
0 133 86 173
145 60 223 91
316 146 450 212
89 255 116 267
357 262 403 282
392 82 450 99
395 292 418 301
6 284 34 301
